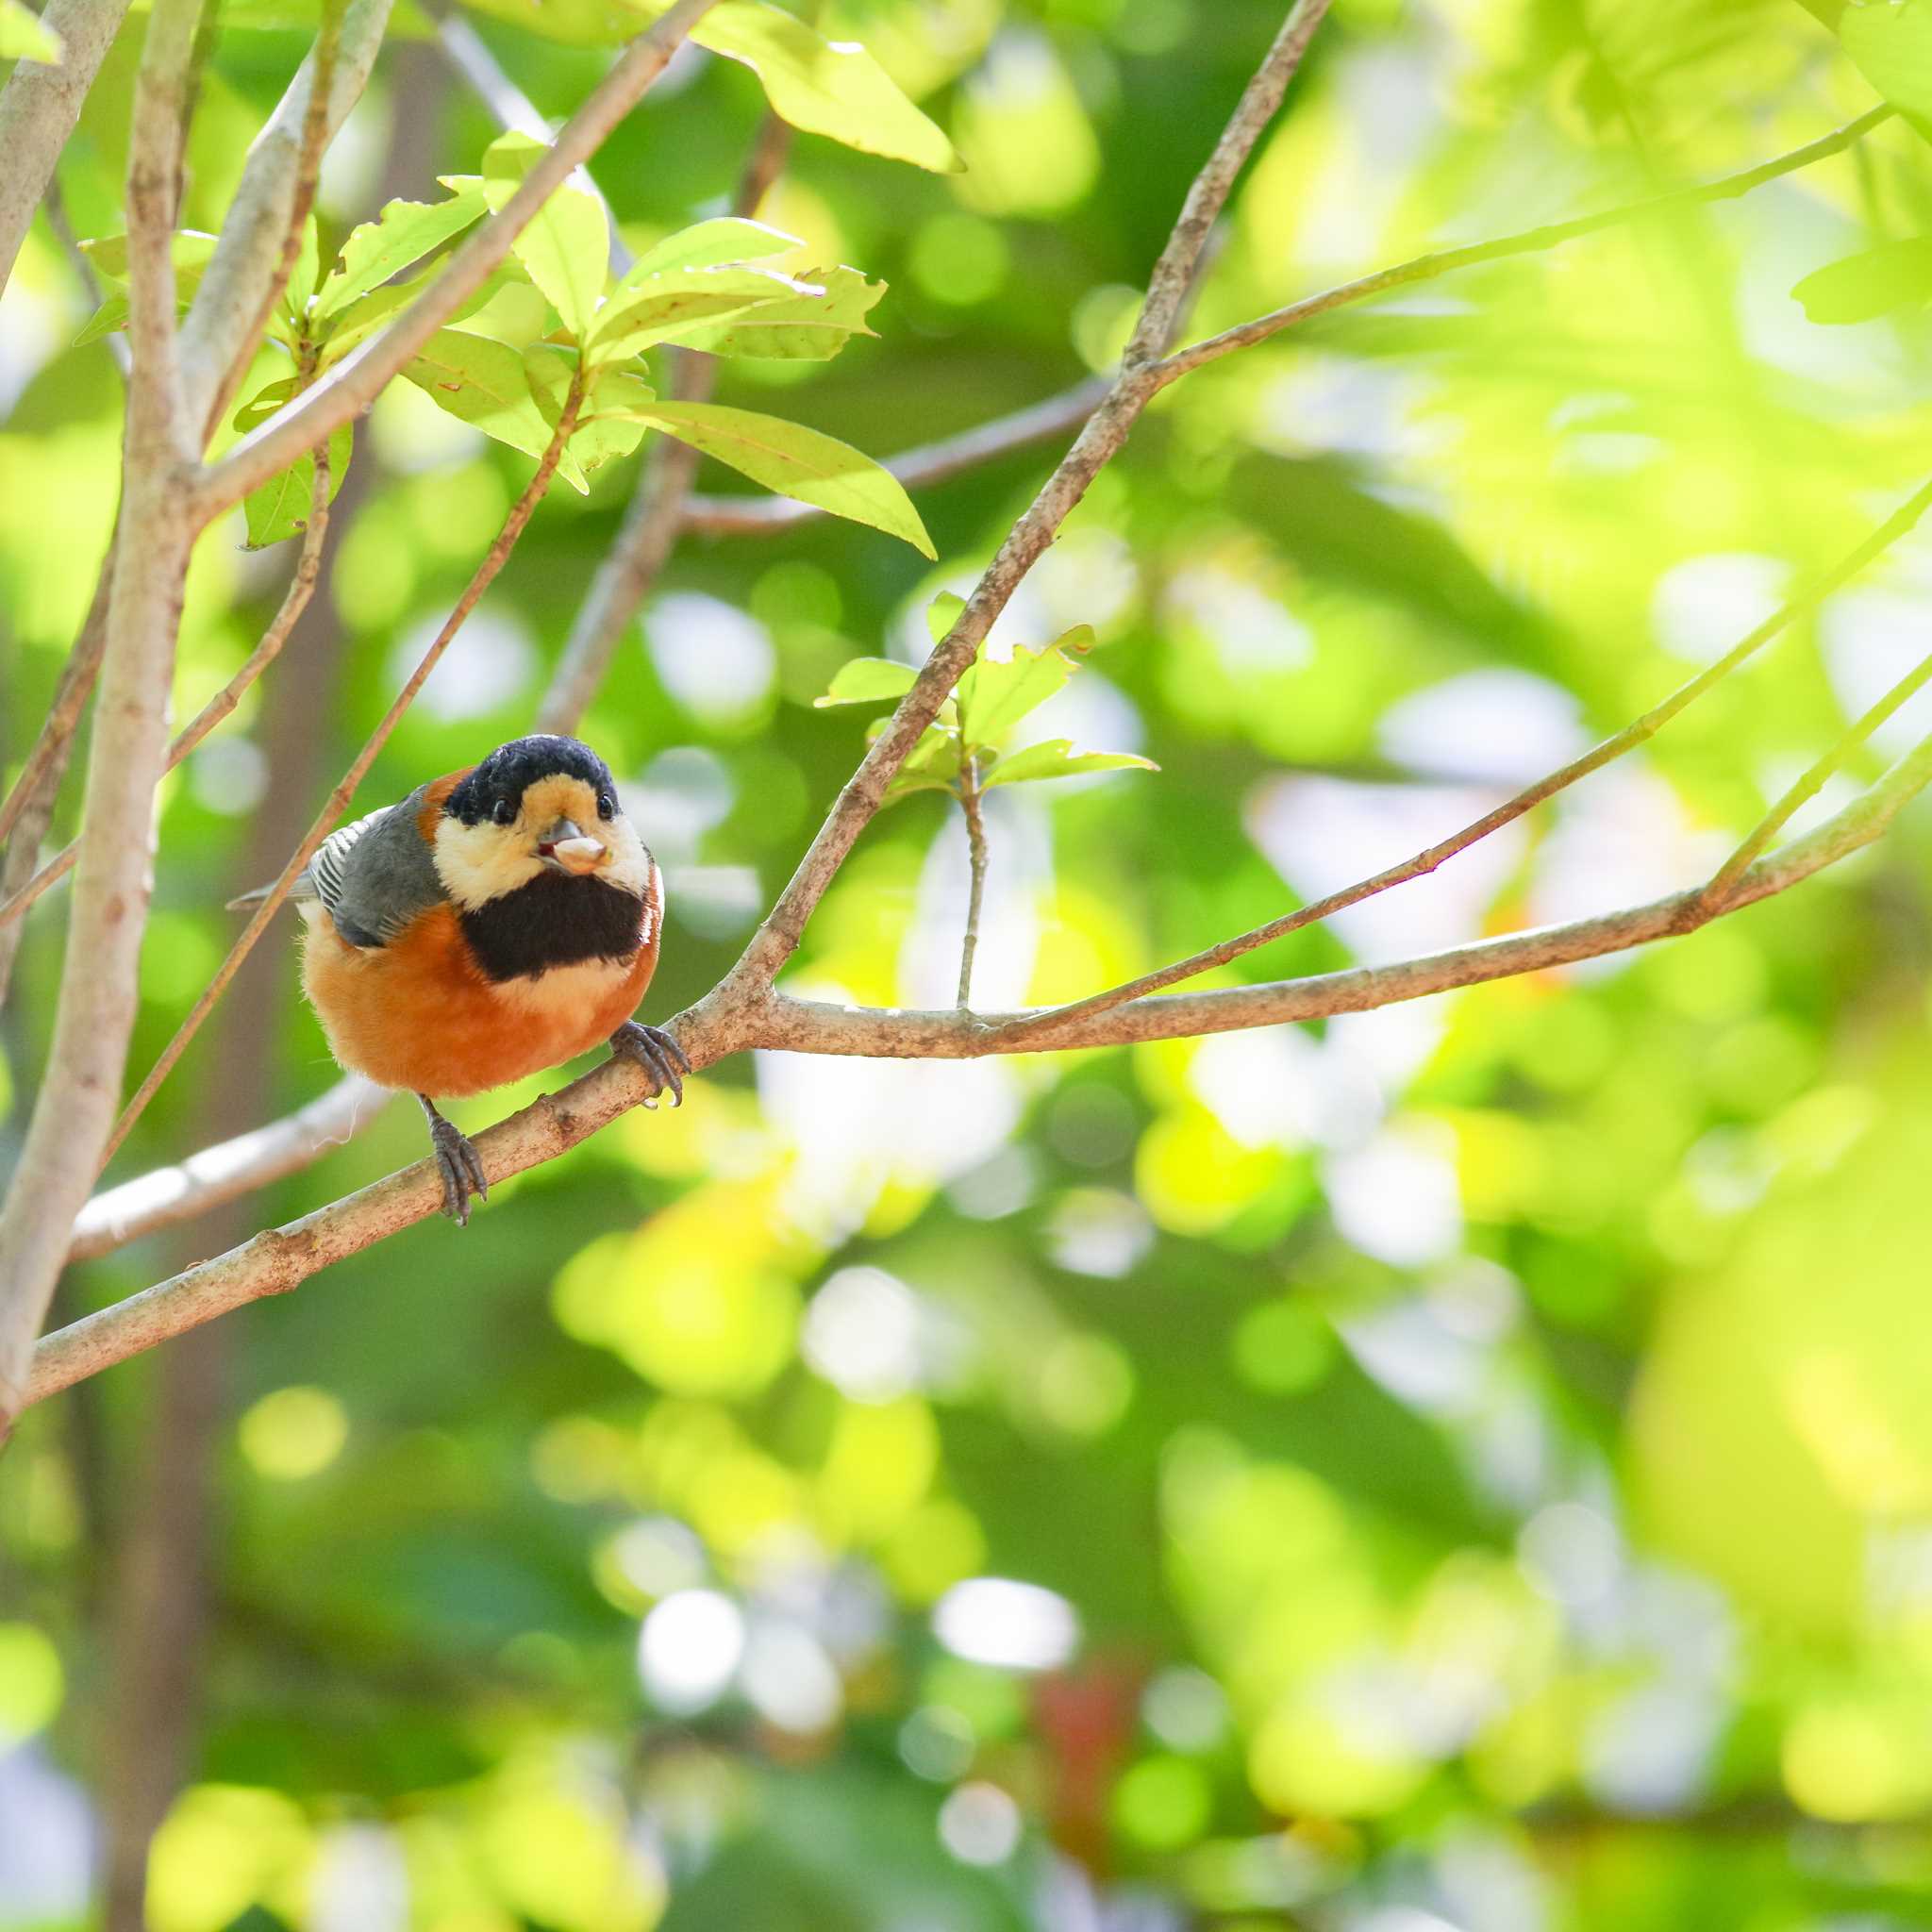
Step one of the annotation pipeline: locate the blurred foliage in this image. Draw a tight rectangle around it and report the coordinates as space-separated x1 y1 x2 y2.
10 0 1932 1928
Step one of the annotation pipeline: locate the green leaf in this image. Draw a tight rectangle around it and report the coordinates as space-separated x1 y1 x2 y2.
1792 236 1932 323
0 0 63 61
233 376 298 431
481 130 608 340
627 216 803 277
692 2 962 174
671 264 885 360
284 216 321 324
882 727 963 805
401 328 589 491
74 233 216 343
814 658 919 707
74 297 134 346
610 399 934 555
1841 0 1932 123
310 183 490 324
524 344 652 475
983 740 1158 788
955 626 1095 747
587 266 818 364
926 591 966 645
243 424 352 549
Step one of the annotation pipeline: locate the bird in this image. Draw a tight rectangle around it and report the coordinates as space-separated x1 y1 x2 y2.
235 733 689 1224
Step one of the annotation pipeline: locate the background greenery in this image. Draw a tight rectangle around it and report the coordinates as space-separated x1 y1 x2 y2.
9 0 1932 1926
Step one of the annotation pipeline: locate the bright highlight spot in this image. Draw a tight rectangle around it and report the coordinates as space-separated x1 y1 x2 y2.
237 1386 348 1481
639 1590 745 1715
933 1578 1078 1671
938 1781 1022 1865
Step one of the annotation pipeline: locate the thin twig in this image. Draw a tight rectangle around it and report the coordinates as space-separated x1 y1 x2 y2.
28 721 1932 1412
1149 105 1895 389
993 471 1932 1048
956 758 988 1010
0 473 334 935
96 379 583 1172
196 0 724 522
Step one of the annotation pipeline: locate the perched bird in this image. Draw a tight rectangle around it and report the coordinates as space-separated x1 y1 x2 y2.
239 734 688 1224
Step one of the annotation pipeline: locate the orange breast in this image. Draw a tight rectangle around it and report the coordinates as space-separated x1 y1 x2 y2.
301 900 659 1099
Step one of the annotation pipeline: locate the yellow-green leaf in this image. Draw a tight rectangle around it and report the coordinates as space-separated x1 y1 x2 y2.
627 216 803 277
310 183 489 324
243 425 353 549
956 626 1094 746
587 266 818 364
693 2 963 174
402 328 589 491
525 344 652 475
815 658 919 707
0 0 62 62
983 740 1158 788
1842 0 1932 124
670 264 885 360
612 399 934 555
482 130 608 340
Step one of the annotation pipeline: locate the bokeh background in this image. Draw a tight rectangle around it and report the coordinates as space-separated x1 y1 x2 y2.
9 0 1932 1926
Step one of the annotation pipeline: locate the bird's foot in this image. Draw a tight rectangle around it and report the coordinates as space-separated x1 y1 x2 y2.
417 1094 488 1224
609 1022 690 1109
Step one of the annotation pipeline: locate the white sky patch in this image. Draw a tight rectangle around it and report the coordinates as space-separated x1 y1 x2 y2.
1379 669 1587 786
389 604 534 721
639 1590 745 1715
0 280 65 416
1165 566 1314 675
1247 775 1525 962
625 745 736 863
1047 1187 1154 1278
741 1621 842 1735
802 1266 924 1404
0 1746 93 1925
1582 1680 1723 1815
1821 550 1932 759
938 1782 1022 1866
758 1041 1024 1241
1341 1294 1492 1419
934 1577 1079 1671
1518 1501 1622 1611
310 1824 410 1932
1651 552 1791 666
189 738 271 817
1324 1118 1463 1269
646 592 774 725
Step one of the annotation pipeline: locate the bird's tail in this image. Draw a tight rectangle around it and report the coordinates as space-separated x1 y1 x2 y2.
225 883 277 913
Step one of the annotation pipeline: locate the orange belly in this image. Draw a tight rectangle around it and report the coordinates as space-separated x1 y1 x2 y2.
301 901 659 1098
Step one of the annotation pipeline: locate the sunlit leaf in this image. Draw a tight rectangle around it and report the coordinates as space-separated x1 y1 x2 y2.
1792 236 1932 323
956 627 1094 746
693 1 963 173
627 216 803 276
587 265 819 363
74 230 218 340
669 264 885 360
1841 0 1932 124
607 399 935 554
983 740 1158 787
525 343 652 474
0 0 61 59
881 726 962 803
309 182 490 324
242 424 352 549
401 327 590 491
482 129 609 340
814 658 919 707
925 591 967 645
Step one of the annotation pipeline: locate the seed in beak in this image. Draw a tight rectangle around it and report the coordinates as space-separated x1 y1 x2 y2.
537 819 606 874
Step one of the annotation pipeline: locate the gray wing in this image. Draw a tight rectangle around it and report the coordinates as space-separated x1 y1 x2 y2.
304 785 445 948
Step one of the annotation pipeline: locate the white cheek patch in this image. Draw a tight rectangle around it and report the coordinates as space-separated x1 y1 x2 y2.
432 814 546 910
601 816 652 898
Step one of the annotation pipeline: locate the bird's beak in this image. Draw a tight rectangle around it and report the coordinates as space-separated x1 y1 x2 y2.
536 818 607 875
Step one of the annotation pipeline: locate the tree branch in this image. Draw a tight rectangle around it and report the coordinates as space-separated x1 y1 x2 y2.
194 0 724 521
0 0 206 1430
1148 104 1895 389
98 383 581 1172
175 0 393 436
956 758 988 1010
994 470 1932 1047
0 0 134 300
714 0 1334 1008
29 724 1932 1411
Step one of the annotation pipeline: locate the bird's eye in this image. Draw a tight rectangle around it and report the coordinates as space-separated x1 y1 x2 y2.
596 791 616 822
491 798 515 826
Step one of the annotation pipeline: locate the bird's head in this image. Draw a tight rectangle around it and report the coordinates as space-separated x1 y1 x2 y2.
431 735 653 909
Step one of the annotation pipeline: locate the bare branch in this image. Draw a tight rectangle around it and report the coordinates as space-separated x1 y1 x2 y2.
0 0 206 1427
679 375 1111 535
539 111 791 729
1149 105 1895 389
30 724 1932 1411
717 0 1334 1006
176 0 393 434
956 759 988 1010
0 0 134 299
98 384 582 1172
995 471 1932 1048
196 0 725 521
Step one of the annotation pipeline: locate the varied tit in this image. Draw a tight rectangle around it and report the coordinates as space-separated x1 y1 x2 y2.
237 734 688 1224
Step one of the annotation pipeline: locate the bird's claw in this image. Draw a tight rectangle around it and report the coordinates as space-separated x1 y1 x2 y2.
426 1113 489 1224
610 1022 690 1109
